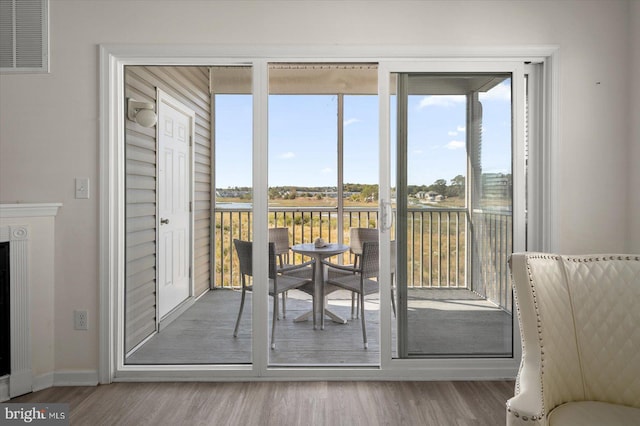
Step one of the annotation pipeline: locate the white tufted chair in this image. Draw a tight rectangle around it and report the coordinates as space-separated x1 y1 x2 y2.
507 253 640 426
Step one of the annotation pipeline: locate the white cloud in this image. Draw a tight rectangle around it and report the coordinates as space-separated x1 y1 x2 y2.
479 81 511 101
344 118 361 126
279 152 295 159
449 125 465 136
419 95 465 108
445 140 465 150
321 167 333 174
413 149 423 155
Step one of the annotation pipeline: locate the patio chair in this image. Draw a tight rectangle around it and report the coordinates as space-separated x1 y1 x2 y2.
268 227 314 318
268 227 294 270
326 228 397 318
323 241 379 349
232 239 316 349
346 227 379 317
349 227 379 269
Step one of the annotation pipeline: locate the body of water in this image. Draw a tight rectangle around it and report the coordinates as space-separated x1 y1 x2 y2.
216 202 252 209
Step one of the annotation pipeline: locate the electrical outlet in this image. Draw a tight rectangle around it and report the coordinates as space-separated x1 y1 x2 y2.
74 310 88 330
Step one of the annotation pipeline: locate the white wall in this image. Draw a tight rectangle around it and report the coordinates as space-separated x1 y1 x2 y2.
0 0 634 376
630 0 640 253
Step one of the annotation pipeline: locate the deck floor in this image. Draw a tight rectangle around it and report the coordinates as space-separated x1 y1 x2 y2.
126 288 512 365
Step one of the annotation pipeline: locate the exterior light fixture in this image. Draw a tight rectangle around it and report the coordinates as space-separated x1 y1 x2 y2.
127 98 157 127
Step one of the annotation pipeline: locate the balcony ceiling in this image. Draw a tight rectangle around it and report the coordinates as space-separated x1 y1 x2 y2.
209 64 507 95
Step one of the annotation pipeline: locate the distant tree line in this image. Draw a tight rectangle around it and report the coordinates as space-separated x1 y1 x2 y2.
219 175 469 201
408 175 466 199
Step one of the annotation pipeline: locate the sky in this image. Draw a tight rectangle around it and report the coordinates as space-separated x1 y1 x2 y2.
214 79 512 189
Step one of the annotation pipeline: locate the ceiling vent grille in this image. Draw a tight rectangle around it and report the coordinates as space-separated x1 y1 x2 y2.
0 0 48 73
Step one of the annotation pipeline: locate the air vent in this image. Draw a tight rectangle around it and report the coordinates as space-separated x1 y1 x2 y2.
0 0 48 73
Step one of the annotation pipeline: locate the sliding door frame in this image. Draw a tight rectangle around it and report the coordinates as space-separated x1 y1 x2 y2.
377 61 526 364
99 44 559 383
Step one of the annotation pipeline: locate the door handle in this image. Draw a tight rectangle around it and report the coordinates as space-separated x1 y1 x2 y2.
380 199 393 231
160 218 169 225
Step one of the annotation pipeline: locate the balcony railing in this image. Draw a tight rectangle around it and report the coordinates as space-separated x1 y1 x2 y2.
214 204 512 311
214 206 470 290
471 209 513 312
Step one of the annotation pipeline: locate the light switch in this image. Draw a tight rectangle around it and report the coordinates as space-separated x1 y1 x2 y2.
75 177 90 199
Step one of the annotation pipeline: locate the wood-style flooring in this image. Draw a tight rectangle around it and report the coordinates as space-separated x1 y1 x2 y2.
10 380 515 426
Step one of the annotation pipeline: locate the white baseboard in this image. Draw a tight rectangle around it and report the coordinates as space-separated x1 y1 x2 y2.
53 370 99 387
0 370 99 401
33 372 54 392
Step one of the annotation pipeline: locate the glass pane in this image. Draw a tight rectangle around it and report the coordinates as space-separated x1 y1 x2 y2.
267 64 380 366
470 78 514 325
123 65 254 365
214 91 254 364
343 95 379 210
395 73 513 358
269 94 338 207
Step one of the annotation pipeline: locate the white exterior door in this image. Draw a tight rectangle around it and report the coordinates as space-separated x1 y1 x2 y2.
157 90 194 319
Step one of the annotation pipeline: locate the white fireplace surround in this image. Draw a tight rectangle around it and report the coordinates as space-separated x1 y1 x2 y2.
0 203 61 400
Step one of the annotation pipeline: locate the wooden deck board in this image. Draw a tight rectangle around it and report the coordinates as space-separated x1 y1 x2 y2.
126 288 511 365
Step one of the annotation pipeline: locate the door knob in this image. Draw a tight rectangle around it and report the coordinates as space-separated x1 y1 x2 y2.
160 218 169 225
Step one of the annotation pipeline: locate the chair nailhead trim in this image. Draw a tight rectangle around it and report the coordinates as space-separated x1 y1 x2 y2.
506 406 543 422
564 254 640 262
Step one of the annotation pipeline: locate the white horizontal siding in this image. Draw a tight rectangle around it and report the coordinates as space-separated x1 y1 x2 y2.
124 66 212 354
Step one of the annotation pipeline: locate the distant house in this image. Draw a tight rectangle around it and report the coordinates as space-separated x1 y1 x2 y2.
416 191 441 202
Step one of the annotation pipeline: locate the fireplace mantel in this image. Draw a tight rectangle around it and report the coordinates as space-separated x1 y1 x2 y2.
0 203 61 400
0 203 62 218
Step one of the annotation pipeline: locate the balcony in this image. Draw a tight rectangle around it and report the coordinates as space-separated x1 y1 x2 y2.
122 63 517 367
215 205 512 310
125 204 512 365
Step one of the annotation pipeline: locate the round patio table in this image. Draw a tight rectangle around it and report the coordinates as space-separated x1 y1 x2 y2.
291 242 349 327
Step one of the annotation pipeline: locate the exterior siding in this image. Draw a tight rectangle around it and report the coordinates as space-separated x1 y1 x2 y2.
124 66 212 353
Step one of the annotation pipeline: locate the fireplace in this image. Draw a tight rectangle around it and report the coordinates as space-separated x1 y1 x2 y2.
0 203 61 400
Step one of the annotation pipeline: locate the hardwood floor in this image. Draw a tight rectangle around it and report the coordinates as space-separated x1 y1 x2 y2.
11 380 515 425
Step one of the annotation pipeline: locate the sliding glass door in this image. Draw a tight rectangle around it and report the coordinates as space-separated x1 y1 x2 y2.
118 57 529 373
380 63 525 359
266 64 380 366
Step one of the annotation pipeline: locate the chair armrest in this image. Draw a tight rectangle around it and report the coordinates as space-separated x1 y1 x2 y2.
505 340 546 426
321 260 356 273
279 260 315 274
506 253 549 426
506 390 545 426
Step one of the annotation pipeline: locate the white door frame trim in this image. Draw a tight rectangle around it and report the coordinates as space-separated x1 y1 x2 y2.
99 44 559 384
377 60 527 368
